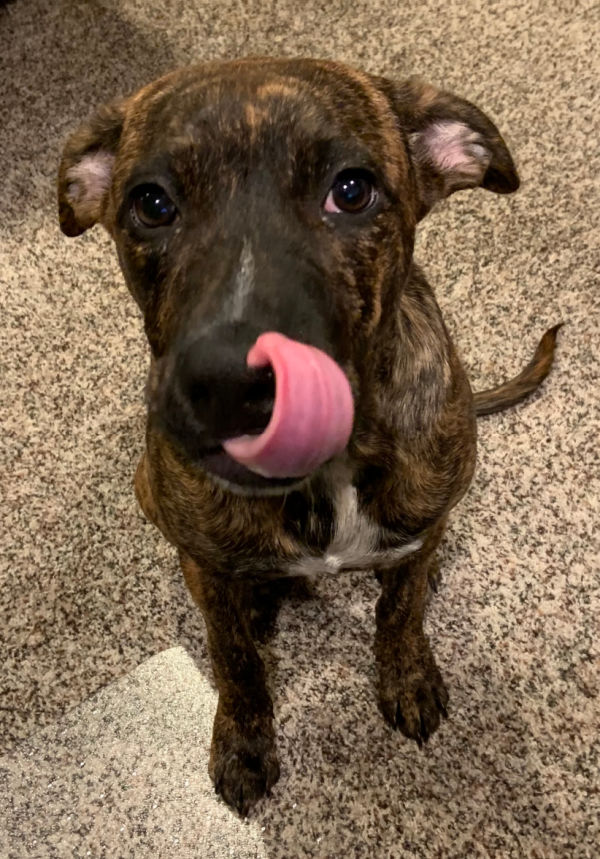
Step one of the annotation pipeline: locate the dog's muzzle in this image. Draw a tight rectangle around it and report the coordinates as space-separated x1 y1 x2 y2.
151 329 354 490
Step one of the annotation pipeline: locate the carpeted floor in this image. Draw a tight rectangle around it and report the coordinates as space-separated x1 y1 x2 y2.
1 0 598 855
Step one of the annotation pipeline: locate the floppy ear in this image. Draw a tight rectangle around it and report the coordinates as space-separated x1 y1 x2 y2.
58 99 125 236
384 77 519 219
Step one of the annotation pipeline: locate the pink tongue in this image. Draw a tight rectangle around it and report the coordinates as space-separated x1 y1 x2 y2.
223 332 354 478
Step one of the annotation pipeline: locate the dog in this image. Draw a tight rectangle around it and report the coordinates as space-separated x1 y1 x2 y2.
58 57 560 815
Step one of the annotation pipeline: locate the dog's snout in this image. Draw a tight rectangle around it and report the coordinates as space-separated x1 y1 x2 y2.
181 339 275 437
158 335 275 453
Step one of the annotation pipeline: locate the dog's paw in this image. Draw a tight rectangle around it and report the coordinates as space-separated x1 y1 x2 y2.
210 716 280 816
377 637 449 746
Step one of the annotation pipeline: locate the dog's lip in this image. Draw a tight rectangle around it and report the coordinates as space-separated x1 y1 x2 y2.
198 445 301 493
150 404 298 492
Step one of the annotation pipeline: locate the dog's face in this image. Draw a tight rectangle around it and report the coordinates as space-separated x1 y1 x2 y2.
58 58 518 491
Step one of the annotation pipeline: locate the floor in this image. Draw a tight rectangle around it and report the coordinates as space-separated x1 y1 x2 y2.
1 0 598 856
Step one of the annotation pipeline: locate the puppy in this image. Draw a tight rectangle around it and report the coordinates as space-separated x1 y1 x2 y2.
58 57 559 815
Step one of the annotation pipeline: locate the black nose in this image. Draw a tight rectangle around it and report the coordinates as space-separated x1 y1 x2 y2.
157 335 275 454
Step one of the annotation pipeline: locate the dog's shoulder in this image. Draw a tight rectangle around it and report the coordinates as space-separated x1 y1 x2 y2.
357 263 467 441
349 264 477 532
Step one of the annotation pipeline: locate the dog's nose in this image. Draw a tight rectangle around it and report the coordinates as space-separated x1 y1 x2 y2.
160 336 275 448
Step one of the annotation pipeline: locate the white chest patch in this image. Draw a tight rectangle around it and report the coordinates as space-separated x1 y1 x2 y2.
324 483 380 569
285 480 423 578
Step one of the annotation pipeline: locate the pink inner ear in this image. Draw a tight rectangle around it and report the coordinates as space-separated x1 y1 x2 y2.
66 152 115 207
421 120 489 184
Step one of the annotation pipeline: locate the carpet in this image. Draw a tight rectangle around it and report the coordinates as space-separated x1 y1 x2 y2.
1 0 598 855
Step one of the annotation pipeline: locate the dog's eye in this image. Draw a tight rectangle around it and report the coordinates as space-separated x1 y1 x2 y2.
324 169 377 214
131 184 177 228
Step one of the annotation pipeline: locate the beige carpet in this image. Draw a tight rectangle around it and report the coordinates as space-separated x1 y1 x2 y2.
1 0 598 855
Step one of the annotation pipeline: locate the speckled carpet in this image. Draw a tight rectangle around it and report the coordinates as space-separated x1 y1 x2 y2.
1 0 598 856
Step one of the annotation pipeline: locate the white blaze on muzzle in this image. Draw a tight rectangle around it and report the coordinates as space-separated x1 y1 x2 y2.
229 238 256 322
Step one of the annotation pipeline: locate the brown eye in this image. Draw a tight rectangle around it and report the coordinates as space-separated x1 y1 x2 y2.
131 184 177 228
324 169 377 214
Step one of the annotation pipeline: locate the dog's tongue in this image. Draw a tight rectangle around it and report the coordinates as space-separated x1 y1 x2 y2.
223 332 354 478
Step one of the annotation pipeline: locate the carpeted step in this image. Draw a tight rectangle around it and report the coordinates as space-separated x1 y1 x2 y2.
0 647 267 858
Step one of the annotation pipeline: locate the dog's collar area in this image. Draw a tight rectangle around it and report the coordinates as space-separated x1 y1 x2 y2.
284 536 425 579
228 534 426 580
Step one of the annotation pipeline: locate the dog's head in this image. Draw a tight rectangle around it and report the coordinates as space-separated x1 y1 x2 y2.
58 58 518 492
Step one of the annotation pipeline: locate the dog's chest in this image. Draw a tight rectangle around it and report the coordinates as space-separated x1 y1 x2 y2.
284 479 421 577
322 483 380 568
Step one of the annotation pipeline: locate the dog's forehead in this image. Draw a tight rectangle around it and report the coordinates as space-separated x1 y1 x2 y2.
130 61 378 128
120 60 406 178
145 75 330 140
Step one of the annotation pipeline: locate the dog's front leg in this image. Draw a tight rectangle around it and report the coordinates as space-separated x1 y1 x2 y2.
375 527 449 746
180 554 279 815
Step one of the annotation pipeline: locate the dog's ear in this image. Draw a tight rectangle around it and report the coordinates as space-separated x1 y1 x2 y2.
58 99 125 236
382 77 519 219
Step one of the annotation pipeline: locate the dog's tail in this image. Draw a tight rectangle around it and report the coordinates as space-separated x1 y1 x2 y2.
474 323 563 417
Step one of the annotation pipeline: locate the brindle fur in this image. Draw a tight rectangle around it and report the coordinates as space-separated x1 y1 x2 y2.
59 58 560 816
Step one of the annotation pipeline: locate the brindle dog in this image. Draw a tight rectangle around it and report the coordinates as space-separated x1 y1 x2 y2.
58 58 559 815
